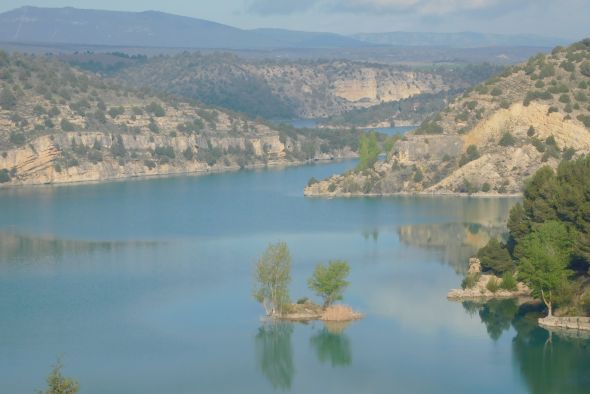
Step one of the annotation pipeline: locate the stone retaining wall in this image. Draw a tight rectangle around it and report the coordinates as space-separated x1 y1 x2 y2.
538 316 590 332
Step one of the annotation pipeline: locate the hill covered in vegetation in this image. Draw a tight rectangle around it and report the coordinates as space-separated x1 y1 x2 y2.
113 54 500 120
305 39 590 196
0 51 359 187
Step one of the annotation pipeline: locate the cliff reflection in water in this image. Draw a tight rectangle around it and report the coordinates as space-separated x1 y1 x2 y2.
398 198 517 273
466 299 590 393
255 322 353 389
0 231 154 263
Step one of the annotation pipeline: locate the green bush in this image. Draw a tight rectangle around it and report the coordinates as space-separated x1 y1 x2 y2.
577 114 590 127
9 132 25 145
459 178 479 194
60 119 76 131
148 119 160 133
307 177 319 187
459 145 480 167
0 168 11 183
481 182 491 192
0 88 17 109
413 168 424 182
580 61 590 77
144 159 156 169
108 106 125 119
562 147 576 160
415 120 443 135
559 94 571 104
499 132 516 147
527 126 536 137
110 135 127 158
146 102 165 117
182 147 193 160
500 271 518 291
486 277 501 293
477 238 513 274
461 273 480 289
490 87 503 96
154 145 175 159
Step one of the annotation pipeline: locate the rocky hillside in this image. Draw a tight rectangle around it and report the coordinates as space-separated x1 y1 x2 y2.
114 54 492 119
305 39 590 197
0 51 357 187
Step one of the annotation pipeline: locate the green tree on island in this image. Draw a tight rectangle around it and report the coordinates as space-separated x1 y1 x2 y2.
356 132 380 171
308 260 350 308
40 359 79 394
253 242 292 316
517 221 574 317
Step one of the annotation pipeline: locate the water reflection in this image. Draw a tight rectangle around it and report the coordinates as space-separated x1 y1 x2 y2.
309 326 352 367
255 322 354 389
0 231 154 263
463 299 519 341
466 300 590 393
255 323 295 391
397 197 518 273
398 222 508 273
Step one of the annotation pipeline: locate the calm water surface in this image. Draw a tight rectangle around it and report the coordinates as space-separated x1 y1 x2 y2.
275 119 415 136
0 160 589 393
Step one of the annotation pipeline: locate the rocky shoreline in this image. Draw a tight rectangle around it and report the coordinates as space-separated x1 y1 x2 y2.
539 316 590 332
274 303 362 323
0 152 356 189
447 258 531 300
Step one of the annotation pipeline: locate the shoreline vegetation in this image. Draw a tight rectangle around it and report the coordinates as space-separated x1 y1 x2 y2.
253 242 363 323
450 156 590 332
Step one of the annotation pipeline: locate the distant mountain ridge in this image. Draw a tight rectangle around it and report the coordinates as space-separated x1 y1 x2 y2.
353 31 567 48
0 6 566 50
0 6 364 49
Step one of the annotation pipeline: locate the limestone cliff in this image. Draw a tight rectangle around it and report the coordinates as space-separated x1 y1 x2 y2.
0 52 356 187
116 54 456 119
305 39 590 197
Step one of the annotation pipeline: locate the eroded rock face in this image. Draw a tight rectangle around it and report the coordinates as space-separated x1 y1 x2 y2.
306 41 590 197
0 131 355 186
118 57 451 119
467 258 482 274
0 52 363 187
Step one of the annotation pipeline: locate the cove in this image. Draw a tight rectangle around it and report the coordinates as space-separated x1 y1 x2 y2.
0 160 589 393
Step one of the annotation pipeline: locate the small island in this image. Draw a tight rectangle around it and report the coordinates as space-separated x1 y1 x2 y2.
253 242 362 322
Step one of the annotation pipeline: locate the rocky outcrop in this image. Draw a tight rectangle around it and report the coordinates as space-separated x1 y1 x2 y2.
305 40 590 197
447 275 531 299
447 257 531 299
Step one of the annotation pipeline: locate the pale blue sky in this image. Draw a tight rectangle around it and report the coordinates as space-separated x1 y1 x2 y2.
0 0 588 39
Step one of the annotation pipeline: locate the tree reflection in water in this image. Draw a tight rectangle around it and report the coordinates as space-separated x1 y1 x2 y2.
465 299 590 393
255 322 295 390
309 322 352 367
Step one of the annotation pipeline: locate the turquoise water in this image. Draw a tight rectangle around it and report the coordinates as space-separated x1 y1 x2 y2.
274 119 414 136
1 160 589 393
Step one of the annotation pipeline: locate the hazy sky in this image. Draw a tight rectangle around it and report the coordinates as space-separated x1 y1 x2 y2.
0 0 588 39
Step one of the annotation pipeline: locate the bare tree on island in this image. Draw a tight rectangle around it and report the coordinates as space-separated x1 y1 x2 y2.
253 242 292 317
